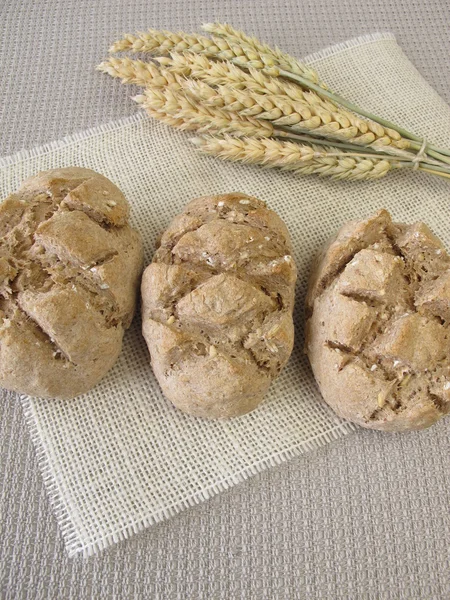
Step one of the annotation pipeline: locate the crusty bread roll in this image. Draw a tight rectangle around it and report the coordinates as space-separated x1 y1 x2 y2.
141 193 297 418
305 209 450 432
0 167 144 399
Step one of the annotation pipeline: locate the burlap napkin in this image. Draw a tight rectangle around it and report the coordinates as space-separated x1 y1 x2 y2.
1 33 449 557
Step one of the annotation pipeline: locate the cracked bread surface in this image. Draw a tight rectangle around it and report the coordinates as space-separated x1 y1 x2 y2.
305 209 450 432
141 193 297 419
0 167 144 399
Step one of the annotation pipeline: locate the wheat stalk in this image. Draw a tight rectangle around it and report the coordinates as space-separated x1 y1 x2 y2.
109 28 440 158
201 22 321 85
102 23 450 177
134 87 274 137
190 136 395 180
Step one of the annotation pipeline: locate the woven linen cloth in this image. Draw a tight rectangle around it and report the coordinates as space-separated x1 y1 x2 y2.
1 32 450 559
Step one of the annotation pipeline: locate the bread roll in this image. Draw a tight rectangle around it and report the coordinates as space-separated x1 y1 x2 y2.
305 209 450 432
0 167 144 399
141 193 297 418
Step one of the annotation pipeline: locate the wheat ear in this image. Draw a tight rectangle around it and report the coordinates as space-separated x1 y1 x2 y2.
158 54 372 135
134 88 273 137
97 57 181 88
156 53 411 153
183 80 414 157
186 80 373 144
201 22 321 85
191 136 395 180
160 54 362 126
110 28 309 78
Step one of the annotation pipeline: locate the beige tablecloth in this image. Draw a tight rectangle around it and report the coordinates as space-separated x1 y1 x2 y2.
1 1 449 598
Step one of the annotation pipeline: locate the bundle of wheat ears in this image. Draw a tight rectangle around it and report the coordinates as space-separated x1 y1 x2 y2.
98 23 450 181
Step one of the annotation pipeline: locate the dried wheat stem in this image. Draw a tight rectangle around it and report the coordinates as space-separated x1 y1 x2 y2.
274 130 430 164
200 23 430 152
190 136 395 180
98 54 344 144
276 66 450 164
99 55 418 163
419 167 450 179
134 88 274 137
201 22 321 85
109 29 414 153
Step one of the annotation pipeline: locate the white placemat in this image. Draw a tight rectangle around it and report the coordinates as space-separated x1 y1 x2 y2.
1 32 449 557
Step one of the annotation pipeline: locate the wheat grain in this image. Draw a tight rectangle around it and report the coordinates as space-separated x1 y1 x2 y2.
102 22 450 170
190 136 394 180
134 88 274 137
201 22 321 85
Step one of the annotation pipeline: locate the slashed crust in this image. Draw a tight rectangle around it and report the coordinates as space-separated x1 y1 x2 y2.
141 193 297 418
305 209 450 432
0 167 144 399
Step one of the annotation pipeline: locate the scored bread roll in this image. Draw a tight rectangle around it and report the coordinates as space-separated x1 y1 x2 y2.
141 193 297 419
305 209 450 432
0 167 144 399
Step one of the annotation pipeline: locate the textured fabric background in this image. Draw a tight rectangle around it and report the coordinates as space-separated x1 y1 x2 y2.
1 1 450 599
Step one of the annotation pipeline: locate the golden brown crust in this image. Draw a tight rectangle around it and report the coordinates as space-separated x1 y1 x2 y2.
305 209 450 432
0 167 144 399
141 193 297 419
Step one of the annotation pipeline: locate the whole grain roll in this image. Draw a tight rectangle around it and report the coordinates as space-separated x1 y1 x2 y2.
0 167 144 399
305 209 450 432
141 193 297 419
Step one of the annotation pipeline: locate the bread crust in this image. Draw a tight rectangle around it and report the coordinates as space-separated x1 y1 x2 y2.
305 209 450 432
0 167 144 399
141 193 297 418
